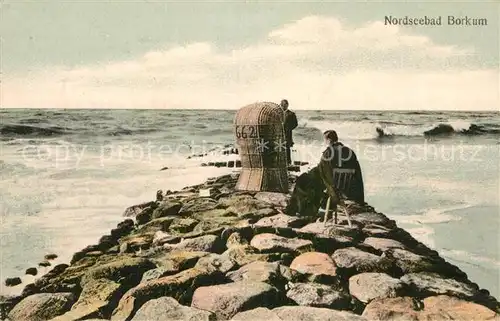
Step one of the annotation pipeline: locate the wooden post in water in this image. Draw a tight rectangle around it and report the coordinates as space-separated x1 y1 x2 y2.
234 102 289 192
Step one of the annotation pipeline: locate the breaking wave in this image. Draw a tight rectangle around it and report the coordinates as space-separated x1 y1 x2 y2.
301 119 500 141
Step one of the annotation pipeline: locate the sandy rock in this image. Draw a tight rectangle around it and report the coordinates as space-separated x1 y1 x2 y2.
195 253 237 274
299 223 361 239
8 293 75 321
254 192 290 208
111 267 225 320
136 207 155 225
362 295 499 320
254 214 310 229
168 218 199 234
84 256 155 285
349 272 405 303
152 201 182 219
69 278 121 319
362 224 394 238
386 248 437 274
289 252 338 282
180 198 219 214
174 234 224 253
191 281 282 320
137 217 176 233
130 296 215 321
286 283 351 309
123 201 154 217
401 272 478 299
226 261 288 287
332 247 395 275
226 231 250 249
143 250 209 280
349 212 396 228
231 307 367 321
221 195 276 219
119 233 154 253
363 237 406 252
222 245 275 267
250 233 313 254
422 295 498 320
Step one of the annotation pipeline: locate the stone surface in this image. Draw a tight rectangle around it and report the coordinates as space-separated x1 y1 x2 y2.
191 281 282 320
70 278 122 318
4 277 22 287
349 212 395 228
131 296 215 321
254 214 309 229
362 296 499 320
332 247 395 275
169 218 199 234
172 234 224 253
290 252 338 280
250 233 313 254
111 267 225 320
8 293 75 321
349 273 405 303
226 261 288 287
286 282 350 309
152 201 182 219
401 272 478 299
387 248 435 274
195 253 237 274
254 192 290 208
232 306 368 321
362 237 406 252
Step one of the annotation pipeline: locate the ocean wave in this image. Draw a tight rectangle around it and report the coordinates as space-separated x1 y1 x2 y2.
0 124 69 137
302 118 500 141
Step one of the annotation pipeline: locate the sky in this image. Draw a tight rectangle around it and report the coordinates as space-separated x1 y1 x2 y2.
1 0 499 110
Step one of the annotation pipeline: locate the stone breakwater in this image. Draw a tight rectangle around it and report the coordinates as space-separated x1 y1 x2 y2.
2 173 499 321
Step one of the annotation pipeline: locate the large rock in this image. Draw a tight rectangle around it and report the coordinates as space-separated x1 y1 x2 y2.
349 212 396 228
143 250 209 280
254 214 309 229
69 278 122 319
119 233 154 253
386 248 436 275
111 267 225 320
180 197 219 214
130 296 215 321
349 273 405 303
172 234 224 253
195 253 237 274
168 218 199 234
84 256 155 284
401 272 478 299
137 217 175 233
123 201 154 217
289 252 338 282
299 223 361 239
254 192 290 208
226 261 289 287
191 281 282 320
332 247 395 275
286 283 350 309
222 245 275 267
8 293 76 321
231 306 367 321
362 237 406 252
362 296 498 320
250 233 313 254
152 201 182 219
221 195 276 219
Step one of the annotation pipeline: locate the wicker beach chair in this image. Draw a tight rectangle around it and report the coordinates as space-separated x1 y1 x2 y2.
322 168 355 227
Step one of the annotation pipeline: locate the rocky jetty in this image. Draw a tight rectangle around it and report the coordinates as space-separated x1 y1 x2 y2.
2 173 499 321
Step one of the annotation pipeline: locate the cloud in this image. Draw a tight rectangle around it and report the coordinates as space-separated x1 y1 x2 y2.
2 15 497 110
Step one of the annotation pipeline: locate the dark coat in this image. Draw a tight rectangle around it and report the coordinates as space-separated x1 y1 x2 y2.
283 110 298 147
319 142 365 204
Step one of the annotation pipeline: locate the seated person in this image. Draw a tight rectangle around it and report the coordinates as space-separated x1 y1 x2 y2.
285 130 364 217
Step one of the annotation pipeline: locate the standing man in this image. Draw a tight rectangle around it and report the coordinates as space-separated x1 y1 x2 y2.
280 99 298 164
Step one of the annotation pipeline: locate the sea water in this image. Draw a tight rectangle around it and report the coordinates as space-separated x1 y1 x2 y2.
1 109 498 297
